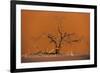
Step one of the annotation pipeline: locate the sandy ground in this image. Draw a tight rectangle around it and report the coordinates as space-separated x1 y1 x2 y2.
21 54 90 63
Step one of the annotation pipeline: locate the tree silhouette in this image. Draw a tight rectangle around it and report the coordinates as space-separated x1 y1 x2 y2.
46 16 82 54
46 23 82 54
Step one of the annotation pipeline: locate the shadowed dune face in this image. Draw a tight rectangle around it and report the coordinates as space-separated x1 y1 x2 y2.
21 10 90 63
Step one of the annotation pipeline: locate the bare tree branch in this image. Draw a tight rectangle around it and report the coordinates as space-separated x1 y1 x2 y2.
47 34 57 48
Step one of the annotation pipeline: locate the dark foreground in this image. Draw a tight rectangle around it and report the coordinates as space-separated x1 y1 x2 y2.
21 54 90 63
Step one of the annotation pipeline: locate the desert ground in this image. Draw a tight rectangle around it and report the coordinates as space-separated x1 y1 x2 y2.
21 54 90 63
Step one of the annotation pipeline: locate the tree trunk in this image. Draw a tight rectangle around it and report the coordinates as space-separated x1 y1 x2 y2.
55 48 60 54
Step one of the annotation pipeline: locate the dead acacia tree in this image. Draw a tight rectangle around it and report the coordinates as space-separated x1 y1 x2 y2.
46 17 82 54
47 28 82 54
